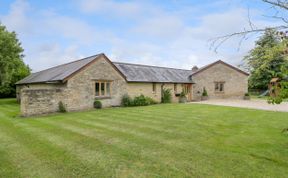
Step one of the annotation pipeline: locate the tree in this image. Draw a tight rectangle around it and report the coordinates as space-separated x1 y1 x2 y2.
268 36 288 104
0 23 30 98
210 0 288 104
245 29 286 90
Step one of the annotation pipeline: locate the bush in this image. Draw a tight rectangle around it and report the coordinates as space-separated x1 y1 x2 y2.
122 94 157 107
180 91 186 97
161 88 172 103
202 87 208 96
244 93 250 96
121 94 132 107
134 94 149 106
94 100 102 109
145 96 158 105
58 101 67 113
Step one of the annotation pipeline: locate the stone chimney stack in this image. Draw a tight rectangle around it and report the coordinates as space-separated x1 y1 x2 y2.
192 65 199 72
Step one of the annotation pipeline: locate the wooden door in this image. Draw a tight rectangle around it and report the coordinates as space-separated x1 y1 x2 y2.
183 84 192 102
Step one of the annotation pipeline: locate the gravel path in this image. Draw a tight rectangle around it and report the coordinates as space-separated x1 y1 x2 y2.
191 99 288 112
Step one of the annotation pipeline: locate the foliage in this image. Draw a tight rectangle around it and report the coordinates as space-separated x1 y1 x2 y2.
121 94 133 107
133 94 156 106
202 87 208 96
161 88 172 103
244 93 250 96
0 23 30 98
180 91 186 97
121 94 157 107
267 38 288 104
94 100 102 109
58 101 67 113
244 29 288 90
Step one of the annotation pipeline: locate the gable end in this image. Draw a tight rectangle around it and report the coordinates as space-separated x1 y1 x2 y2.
63 54 127 82
191 60 249 76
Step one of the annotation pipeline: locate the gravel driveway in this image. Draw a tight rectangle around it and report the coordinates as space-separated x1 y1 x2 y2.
191 99 288 112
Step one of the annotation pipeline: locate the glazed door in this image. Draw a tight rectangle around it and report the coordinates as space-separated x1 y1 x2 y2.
183 84 192 101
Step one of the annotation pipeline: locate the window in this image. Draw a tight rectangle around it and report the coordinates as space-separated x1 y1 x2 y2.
174 84 177 93
182 84 190 94
214 82 224 92
152 83 156 93
95 81 111 97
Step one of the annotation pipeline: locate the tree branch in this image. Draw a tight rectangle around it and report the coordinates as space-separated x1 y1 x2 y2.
262 0 288 11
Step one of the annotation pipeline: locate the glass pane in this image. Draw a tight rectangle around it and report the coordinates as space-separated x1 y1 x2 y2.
220 83 224 91
153 83 156 92
215 83 219 91
101 82 105 96
95 82 99 96
106 82 110 96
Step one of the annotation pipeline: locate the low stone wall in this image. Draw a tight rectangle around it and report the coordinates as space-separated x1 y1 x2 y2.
20 88 64 117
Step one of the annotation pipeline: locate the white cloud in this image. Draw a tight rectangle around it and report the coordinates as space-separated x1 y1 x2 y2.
132 15 184 39
0 0 279 72
1 0 32 34
28 43 81 72
76 0 142 17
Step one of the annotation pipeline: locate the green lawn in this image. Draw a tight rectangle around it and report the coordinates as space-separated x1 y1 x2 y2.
0 99 288 178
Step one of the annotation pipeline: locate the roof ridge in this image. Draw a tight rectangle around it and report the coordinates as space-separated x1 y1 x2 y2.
191 60 249 76
113 61 191 71
32 53 101 74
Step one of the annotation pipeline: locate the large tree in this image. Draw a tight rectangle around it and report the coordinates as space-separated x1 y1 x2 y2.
0 23 30 98
245 29 287 90
210 0 288 104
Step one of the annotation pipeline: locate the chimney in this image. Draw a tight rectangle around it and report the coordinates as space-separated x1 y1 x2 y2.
192 65 198 72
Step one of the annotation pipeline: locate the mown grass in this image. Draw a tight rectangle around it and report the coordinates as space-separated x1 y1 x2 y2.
0 98 288 178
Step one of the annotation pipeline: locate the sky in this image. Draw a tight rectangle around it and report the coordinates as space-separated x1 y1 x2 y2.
0 0 283 72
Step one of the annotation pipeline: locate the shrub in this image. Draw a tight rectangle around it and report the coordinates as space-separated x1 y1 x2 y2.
202 87 208 96
145 96 158 105
134 94 149 106
244 93 250 96
122 94 157 107
179 91 187 103
94 100 102 109
58 101 67 113
121 94 132 107
180 91 186 97
161 88 172 103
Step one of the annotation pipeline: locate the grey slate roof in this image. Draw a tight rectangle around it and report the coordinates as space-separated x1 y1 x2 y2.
114 62 193 83
16 54 100 84
16 54 194 85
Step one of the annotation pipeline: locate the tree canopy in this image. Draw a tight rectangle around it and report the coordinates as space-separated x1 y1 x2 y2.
0 23 30 98
245 29 288 90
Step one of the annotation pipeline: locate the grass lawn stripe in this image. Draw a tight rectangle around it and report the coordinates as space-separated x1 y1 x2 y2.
0 121 61 177
1 99 288 177
15 121 131 178
36 117 193 177
0 119 103 178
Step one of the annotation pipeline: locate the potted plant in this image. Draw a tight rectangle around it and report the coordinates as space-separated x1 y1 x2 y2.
243 93 250 100
201 87 208 100
179 91 187 103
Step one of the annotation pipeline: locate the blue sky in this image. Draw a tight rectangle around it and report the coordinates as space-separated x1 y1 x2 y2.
0 0 281 71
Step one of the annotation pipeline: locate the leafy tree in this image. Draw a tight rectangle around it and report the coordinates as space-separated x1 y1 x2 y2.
0 23 30 98
268 37 288 104
244 29 287 90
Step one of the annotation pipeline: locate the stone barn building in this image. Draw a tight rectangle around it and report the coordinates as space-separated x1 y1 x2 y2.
16 53 249 116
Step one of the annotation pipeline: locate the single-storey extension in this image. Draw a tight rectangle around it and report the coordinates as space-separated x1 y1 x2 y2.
16 53 249 116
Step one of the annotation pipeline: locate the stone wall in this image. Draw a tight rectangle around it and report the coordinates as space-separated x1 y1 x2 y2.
66 56 127 110
19 56 127 116
20 85 67 116
192 63 248 100
127 83 189 103
19 57 246 116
